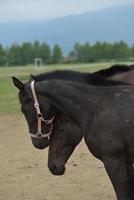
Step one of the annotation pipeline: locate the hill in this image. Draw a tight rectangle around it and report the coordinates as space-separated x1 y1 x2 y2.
1 5 134 53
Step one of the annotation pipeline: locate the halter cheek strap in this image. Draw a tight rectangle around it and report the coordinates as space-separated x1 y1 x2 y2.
30 80 54 139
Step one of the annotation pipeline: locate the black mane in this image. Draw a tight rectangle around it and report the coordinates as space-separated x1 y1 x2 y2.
31 69 126 86
94 64 134 77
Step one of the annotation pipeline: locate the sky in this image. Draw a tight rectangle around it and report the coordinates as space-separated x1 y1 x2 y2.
0 0 134 22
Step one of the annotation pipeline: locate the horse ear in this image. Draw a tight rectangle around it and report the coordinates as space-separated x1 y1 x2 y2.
12 77 24 90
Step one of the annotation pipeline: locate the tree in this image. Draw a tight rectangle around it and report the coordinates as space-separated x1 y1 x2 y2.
33 41 41 59
40 43 51 64
131 45 134 60
8 43 21 66
0 44 6 66
111 41 130 60
100 42 112 60
93 41 103 61
20 42 33 65
52 44 62 64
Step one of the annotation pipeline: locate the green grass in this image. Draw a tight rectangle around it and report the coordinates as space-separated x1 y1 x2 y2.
0 61 133 114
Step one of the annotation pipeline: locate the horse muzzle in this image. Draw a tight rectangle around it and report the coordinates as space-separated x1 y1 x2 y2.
48 162 66 175
31 137 49 149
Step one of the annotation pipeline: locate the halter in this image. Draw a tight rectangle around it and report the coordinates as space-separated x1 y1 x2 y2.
30 80 54 139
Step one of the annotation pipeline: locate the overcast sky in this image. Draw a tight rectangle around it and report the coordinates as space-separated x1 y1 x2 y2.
0 0 134 22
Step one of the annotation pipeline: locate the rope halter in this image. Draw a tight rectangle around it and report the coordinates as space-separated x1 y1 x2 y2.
30 80 54 139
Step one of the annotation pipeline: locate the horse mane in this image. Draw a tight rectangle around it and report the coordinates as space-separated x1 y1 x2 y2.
94 64 134 77
31 69 126 86
31 70 85 82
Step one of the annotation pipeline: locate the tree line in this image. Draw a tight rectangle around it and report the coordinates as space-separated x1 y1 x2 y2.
69 41 134 63
0 41 134 66
0 41 62 66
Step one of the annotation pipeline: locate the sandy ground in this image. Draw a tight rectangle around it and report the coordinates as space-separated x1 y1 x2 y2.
0 115 116 200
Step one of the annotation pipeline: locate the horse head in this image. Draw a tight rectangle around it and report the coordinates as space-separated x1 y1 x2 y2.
12 77 55 149
48 120 82 175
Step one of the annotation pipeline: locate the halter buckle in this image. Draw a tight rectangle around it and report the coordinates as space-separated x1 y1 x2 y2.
37 113 43 119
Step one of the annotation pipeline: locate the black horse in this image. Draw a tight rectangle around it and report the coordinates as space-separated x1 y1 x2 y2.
13 69 134 200
27 65 134 150
28 66 131 149
28 65 134 153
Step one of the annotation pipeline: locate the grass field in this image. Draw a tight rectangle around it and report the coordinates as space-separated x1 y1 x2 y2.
0 61 133 114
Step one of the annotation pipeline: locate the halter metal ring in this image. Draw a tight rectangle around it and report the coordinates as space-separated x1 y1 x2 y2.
37 113 43 119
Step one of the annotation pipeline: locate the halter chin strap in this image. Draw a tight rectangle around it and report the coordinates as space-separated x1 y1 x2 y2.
30 80 54 139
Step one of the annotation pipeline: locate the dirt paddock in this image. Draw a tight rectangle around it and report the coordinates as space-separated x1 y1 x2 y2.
0 115 116 200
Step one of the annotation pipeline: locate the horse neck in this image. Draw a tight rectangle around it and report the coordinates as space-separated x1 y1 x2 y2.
36 81 104 129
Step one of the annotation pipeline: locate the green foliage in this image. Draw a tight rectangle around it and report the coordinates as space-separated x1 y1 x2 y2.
52 44 63 64
8 44 22 66
40 43 51 64
0 45 6 65
20 42 33 65
70 41 134 63
0 42 61 66
0 41 134 66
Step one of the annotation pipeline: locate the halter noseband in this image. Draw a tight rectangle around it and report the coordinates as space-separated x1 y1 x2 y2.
30 80 54 139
